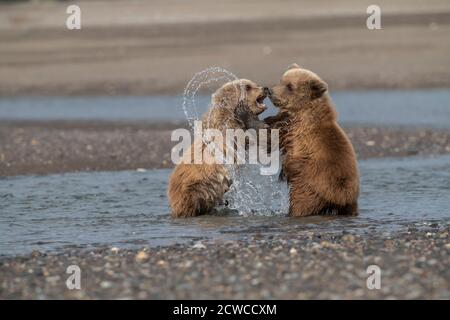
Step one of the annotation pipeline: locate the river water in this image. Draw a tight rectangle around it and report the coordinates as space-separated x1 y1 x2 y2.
1 89 449 256
0 89 450 129
1 155 449 256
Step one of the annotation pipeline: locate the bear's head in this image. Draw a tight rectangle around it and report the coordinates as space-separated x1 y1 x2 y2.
269 64 328 113
212 79 267 116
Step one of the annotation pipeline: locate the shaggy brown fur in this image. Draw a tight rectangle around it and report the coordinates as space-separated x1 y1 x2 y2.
168 79 267 218
267 64 359 216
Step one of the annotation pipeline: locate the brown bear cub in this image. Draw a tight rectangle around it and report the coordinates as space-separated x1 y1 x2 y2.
168 79 268 218
266 64 359 216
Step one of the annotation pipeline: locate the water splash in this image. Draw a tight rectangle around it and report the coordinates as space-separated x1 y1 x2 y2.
182 67 238 129
223 164 289 216
181 67 288 216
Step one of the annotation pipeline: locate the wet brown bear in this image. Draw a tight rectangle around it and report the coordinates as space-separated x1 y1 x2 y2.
266 64 359 216
168 79 268 218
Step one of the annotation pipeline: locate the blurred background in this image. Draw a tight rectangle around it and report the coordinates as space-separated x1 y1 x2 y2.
1 0 449 96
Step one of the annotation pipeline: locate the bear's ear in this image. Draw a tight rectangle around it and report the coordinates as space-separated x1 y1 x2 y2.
287 63 300 70
310 79 328 99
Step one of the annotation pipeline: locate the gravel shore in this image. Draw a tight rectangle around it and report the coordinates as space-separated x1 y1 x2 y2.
0 224 448 299
1 121 450 176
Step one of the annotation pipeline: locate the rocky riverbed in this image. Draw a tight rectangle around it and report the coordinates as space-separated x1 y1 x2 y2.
1 121 450 176
0 224 448 299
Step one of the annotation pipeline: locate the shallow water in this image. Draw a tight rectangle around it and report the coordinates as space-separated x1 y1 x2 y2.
1 89 450 128
1 155 449 256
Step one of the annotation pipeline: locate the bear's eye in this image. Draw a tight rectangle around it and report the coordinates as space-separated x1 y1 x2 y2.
286 83 293 92
245 84 252 91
